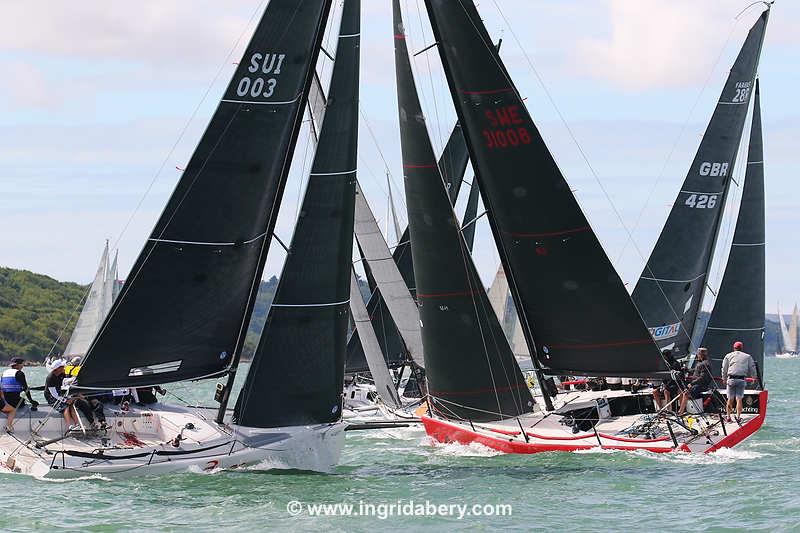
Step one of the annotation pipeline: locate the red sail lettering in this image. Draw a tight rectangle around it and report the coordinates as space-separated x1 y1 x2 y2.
485 110 498 127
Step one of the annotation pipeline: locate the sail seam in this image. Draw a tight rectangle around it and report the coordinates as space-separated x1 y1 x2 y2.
718 101 747 105
731 242 765 246
271 299 350 308
680 190 724 195
416 289 481 299
747 161 763 164
339 32 360 38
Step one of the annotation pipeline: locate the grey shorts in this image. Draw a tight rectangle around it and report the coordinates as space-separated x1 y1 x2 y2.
726 378 746 400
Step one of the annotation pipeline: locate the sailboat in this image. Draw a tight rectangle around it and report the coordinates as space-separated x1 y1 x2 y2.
407 0 768 454
776 302 799 358
0 0 359 478
60 242 122 360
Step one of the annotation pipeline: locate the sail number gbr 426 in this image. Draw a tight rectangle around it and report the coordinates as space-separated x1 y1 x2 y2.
236 52 287 99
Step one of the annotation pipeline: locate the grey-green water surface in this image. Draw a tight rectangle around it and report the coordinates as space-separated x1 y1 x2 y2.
0 358 797 532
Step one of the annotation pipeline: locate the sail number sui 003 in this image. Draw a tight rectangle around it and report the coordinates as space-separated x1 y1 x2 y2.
236 53 286 99
482 106 532 149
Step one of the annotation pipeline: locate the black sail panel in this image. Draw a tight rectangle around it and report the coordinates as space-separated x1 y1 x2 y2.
235 0 360 428
76 1 333 389
632 11 769 358
394 0 531 421
344 123 471 372
701 81 765 382
425 0 666 377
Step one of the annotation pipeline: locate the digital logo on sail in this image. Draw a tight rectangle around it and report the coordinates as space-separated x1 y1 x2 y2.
649 322 681 341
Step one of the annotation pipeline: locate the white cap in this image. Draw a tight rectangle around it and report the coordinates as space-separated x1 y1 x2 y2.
47 358 67 371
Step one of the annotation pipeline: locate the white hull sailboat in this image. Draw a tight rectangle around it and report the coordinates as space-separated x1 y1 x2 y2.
0 405 344 479
1 0 362 478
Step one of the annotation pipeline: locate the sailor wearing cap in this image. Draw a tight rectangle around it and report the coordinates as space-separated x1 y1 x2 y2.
721 341 757 424
0 357 38 412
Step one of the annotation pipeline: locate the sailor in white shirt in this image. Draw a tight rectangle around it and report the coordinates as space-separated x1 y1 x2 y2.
721 341 757 423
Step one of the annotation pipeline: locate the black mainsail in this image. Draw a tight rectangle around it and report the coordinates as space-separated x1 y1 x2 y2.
632 11 769 358
394 0 531 421
235 0 360 428
425 0 666 378
76 1 333 390
701 81 765 382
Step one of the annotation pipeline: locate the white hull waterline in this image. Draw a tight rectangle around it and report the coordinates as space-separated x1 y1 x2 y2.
0 403 344 479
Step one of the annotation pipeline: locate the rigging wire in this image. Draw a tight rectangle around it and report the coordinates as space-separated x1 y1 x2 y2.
483 0 757 355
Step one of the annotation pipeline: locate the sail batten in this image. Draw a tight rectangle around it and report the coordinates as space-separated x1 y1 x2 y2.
75 0 334 390
234 0 360 428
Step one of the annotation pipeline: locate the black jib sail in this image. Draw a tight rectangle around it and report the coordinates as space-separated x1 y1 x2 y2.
234 0 360 428
701 81 765 383
75 1 333 390
632 11 769 358
344 123 470 373
394 0 532 421
425 0 666 378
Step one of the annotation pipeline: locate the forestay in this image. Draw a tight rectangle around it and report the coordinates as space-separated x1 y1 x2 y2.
425 0 666 377
632 11 770 358
76 0 333 389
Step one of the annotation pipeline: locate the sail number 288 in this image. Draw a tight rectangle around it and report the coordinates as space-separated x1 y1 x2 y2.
684 193 718 209
236 52 286 99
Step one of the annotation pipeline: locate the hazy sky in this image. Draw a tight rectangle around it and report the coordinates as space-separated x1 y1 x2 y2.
0 0 797 313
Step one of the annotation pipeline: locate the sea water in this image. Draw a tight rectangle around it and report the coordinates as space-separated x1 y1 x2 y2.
0 358 797 532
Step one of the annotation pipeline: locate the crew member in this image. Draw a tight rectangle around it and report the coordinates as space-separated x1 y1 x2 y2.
677 348 713 416
64 356 82 377
44 359 79 430
652 349 684 410
1 357 39 411
721 341 756 423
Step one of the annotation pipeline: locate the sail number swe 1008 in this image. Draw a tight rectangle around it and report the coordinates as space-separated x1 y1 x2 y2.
482 106 532 149
684 193 718 209
235 53 287 99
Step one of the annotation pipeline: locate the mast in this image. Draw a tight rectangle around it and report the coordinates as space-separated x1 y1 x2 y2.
393 0 532 421
701 81 765 383
632 10 770 357
76 0 334 393
424 0 665 392
233 0 360 428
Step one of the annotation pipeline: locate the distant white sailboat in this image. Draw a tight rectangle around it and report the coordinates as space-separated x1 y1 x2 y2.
62 242 122 359
776 302 799 358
